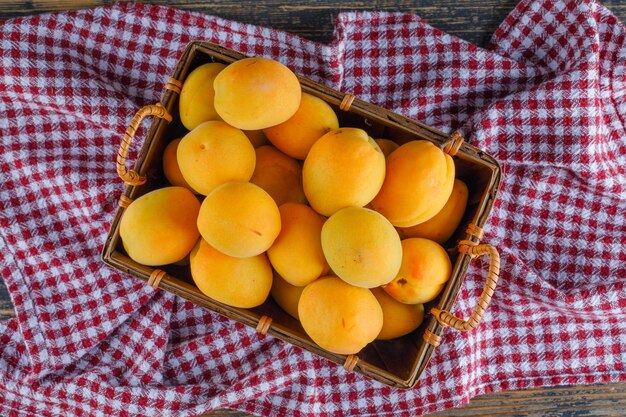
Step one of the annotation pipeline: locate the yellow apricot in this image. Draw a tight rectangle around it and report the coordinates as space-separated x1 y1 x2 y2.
190 239 272 308
177 121 255 196
375 139 399 158
371 140 455 227
267 203 329 286
264 92 339 160
162 138 192 190
213 57 301 130
120 187 200 266
249 146 306 206
371 288 424 340
197 182 281 258
383 238 451 304
243 129 270 148
179 63 226 130
298 276 383 354
321 207 402 288
270 272 306 320
302 128 386 216
401 179 468 244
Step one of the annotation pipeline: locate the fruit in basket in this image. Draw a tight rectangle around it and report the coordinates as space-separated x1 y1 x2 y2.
162 138 192 190
302 128 385 216
270 272 306 320
190 238 272 308
197 182 281 258
264 92 339 160
213 57 301 130
321 207 402 288
179 62 226 130
375 139 399 158
371 288 424 340
371 140 455 227
177 121 256 196
383 238 451 304
298 276 383 354
400 179 469 244
120 187 200 266
250 146 306 206
267 203 329 286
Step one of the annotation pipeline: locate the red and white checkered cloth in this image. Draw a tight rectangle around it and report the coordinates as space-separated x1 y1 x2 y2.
1 0 625 415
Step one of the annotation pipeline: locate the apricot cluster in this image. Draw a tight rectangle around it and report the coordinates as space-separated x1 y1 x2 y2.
118 56 469 355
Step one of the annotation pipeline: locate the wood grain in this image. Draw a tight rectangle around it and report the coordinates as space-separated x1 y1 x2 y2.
0 0 623 47
2 1 626 416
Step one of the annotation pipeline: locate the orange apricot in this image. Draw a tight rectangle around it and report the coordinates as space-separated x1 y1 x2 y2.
264 92 339 160
213 57 301 130
120 187 200 266
197 182 281 258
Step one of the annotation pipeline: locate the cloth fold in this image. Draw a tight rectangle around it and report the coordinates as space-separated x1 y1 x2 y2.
0 1 625 416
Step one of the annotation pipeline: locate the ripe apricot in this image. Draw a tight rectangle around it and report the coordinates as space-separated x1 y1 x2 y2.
249 146 306 206
371 288 424 340
190 239 272 308
264 92 339 160
120 187 200 266
302 128 385 216
375 139 399 158
267 203 329 286
197 182 281 258
383 238 451 304
177 121 255 196
298 276 383 354
179 63 226 130
213 57 301 130
400 179 468 244
162 138 192 190
321 207 402 288
371 140 455 227
270 272 306 320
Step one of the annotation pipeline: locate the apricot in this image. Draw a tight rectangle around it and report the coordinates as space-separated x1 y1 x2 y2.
120 187 200 266
249 146 306 206
371 140 455 227
264 92 339 160
179 63 226 130
213 57 301 130
270 272 306 320
375 139 399 158
177 121 256 196
401 179 468 244
321 207 402 288
302 128 385 216
267 203 329 286
197 182 281 258
371 288 424 340
383 238 451 304
243 129 270 148
190 239 272 308
298 276 383 354
162 138 192 190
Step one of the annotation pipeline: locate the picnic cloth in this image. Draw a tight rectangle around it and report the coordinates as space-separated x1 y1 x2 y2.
1 0 625 415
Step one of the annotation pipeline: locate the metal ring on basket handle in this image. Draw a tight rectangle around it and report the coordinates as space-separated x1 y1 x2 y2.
116 103 172 186
430 240 500 331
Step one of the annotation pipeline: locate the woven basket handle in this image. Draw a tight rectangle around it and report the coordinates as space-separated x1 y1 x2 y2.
116 103 172 186
430 241 500 331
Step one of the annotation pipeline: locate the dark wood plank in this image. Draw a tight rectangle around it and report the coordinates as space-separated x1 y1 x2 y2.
1 0 624 48
2 1 626 417
0 278 15 321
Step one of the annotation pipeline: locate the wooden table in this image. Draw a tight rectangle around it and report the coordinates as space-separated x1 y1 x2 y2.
1 1 625 416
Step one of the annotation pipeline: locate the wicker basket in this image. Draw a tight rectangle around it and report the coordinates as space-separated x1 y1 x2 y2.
102 41 502 389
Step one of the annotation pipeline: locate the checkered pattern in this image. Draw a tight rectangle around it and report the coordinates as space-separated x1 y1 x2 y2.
0 0 625 415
